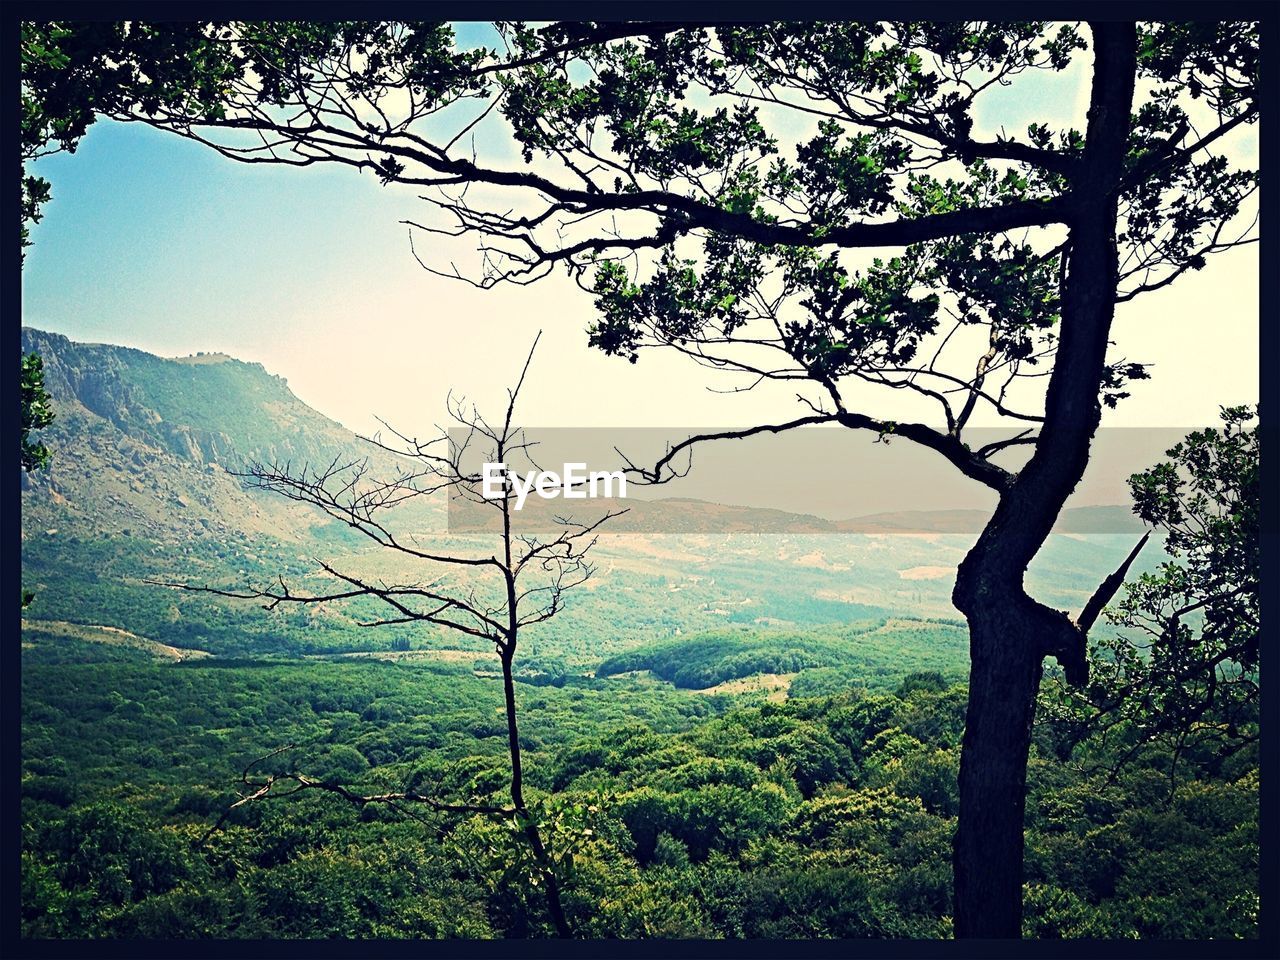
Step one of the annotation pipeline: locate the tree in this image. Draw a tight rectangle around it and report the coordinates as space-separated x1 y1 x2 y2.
1046 406 1259 775
159 340 623 937
20 352 54 474
21 351 56 608
107 20 1258 936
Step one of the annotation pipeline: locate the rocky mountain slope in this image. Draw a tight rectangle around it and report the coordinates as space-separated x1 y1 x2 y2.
20 328 417 544
19 329 1155 663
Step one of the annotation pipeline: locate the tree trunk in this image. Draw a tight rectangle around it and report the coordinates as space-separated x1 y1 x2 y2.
953 606 1044 938
501 650 572 938
951 22 1137 938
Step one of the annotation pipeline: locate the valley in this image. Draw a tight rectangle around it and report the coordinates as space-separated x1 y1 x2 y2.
18 329 1253 941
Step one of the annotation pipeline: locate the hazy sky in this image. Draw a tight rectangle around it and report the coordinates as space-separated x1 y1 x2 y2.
21 24 1259 442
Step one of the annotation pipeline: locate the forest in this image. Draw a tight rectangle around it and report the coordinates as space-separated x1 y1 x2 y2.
20 650 1259 939
16 14 1264 946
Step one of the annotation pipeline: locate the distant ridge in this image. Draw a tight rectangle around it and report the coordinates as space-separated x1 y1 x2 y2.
20 327 429 544
23 328 1146 540
837 505 1144 535
20 329 1162 661
453 493 1144 535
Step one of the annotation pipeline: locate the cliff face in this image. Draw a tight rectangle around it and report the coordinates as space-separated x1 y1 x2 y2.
19 328 408 544
18 329 449 654
23 328 356 469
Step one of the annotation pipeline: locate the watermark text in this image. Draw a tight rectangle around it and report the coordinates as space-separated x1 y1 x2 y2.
481 462 627 510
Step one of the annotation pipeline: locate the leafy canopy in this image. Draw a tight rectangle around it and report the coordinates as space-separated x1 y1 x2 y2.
1044 406 1260 770
21 352 54 474
66 21 1259 480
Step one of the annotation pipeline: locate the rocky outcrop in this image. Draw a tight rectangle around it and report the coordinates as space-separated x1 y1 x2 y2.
19 327 424 544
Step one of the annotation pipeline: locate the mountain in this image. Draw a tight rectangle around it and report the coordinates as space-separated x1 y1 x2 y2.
19 329 1159 665
20 327 421 544
836 505 1145 535
453 495 1145 536
20 329 446 657
23 327 1145 543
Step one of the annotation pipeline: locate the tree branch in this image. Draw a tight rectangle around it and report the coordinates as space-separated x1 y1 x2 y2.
1076 531 1151 635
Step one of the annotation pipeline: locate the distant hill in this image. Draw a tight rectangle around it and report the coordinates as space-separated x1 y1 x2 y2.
19 329 1160 665
596 619 969 691
837 505 1145 535
19 329 444 657
454 495 1144 536
451 492 839 534
21 325 1140 544
24 328 364 467
20 327 431 544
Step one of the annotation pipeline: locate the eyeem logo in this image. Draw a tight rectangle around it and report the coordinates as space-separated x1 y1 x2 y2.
481 462 628 510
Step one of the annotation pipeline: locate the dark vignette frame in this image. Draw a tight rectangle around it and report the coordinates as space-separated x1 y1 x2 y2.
1 2 1275 958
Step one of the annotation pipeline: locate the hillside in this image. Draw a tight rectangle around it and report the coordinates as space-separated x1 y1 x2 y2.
20 327 406 544
19 329 446 656
836 506 1144 535
595 620 969 692
20 329 1162 666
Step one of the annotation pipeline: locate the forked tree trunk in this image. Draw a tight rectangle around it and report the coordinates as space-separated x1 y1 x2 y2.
951 22 1137 938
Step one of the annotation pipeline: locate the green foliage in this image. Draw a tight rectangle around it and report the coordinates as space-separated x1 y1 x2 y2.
1023 767 1258 938
788 667 860 699
1043 407 1259 769
596 621 966 690
21 352 54 473
20 644 1256 939
21 351 55 608
597 626 868 688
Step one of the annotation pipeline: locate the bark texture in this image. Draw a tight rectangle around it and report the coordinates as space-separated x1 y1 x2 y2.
951 21 1138 939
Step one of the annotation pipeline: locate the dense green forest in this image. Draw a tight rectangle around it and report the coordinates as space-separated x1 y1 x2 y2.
595 621 967 690
21 643 1257 939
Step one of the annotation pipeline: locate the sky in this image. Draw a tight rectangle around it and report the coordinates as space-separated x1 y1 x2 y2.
21 25 1259 447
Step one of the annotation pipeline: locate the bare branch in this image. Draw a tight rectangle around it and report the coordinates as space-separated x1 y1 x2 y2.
1076 532 1152 635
